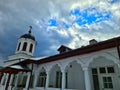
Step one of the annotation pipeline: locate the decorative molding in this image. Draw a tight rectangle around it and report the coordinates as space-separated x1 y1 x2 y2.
88 52 120 67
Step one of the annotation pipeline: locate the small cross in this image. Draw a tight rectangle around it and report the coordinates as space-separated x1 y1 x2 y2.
29 26 32 34
29 26 32 30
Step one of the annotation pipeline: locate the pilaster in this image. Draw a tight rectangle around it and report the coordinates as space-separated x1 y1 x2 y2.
61 69 65 90
45 70 50 89
83 67 91 90
25 72 31 89
0 73 5 85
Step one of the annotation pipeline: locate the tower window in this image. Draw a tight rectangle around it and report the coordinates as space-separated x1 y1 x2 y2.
22 42 27 51
17 42 21 51
29 44 33 53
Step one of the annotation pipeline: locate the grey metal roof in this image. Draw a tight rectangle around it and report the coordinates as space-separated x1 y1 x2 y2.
20 33 35 41
8 65 30 71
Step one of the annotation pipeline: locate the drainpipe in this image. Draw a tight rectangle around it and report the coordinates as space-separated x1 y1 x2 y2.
115 39 120 60
27 63 33 90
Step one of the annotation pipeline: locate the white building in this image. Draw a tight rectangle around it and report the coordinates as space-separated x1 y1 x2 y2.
0 27 120 90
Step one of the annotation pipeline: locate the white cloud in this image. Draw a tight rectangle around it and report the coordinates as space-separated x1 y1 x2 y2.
0 0 120 59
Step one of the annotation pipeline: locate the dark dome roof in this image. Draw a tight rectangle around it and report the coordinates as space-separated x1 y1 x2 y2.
20 34 35 41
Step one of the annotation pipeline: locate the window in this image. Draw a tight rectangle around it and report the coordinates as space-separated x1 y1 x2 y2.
99 67 106 74
17 74 28 88
11 75 16 86
29 44 33 53
92 68 100 90
103 76 113 89
107 67 114 73
99 67 115 74
92 68 98 74
56 71 62 88
65 72 68 88
22 42 27 51
21 75 28 87
17 42 21 51
37 72 46 87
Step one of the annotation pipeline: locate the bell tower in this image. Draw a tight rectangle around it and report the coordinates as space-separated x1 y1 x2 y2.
15 26 36 56
5 26 37 66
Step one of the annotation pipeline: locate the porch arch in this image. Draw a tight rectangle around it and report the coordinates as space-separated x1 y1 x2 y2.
88 53 120 68
49 64 61 88
36 67 46 87
65 61 85 90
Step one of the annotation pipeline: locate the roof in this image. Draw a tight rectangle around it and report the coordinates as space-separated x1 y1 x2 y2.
58 45 72 51
0 65 31 73
20 33 35 41
0 66 3 69
13 36 120 65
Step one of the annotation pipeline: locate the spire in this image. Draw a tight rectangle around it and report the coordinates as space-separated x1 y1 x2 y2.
29 26 32 34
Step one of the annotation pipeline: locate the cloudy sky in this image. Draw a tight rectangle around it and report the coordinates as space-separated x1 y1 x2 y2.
0 0 120 65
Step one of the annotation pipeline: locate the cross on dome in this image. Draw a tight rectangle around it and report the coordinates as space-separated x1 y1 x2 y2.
20 26 35 41
29 26 32 34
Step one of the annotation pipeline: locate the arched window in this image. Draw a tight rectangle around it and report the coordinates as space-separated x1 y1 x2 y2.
17 42 21 51
29 44 33 53
22 42 27 51
37 72 46 87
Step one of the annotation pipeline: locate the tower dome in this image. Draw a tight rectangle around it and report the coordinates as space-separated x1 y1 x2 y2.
20 26 35 41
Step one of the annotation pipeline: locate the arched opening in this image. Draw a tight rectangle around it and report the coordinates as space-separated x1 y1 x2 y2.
36 67 46 87
17 73 28 88
22 42 27 51
29 44 33 53
17 42 21 51
89 56 120 90
65 61 85 90
49 64 61 88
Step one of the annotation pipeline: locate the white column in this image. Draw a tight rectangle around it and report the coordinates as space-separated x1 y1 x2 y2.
33 72 38 88
14 74 19 88
25 72 31 89
83 67 91 90
45 71 50 89
0 73 5 85
4 73 9 87
61 70 65 90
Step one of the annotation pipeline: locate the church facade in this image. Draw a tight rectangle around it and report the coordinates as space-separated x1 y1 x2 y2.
0 27 120 90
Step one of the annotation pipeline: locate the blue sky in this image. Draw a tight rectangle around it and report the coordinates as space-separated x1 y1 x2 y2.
0 0 120 65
